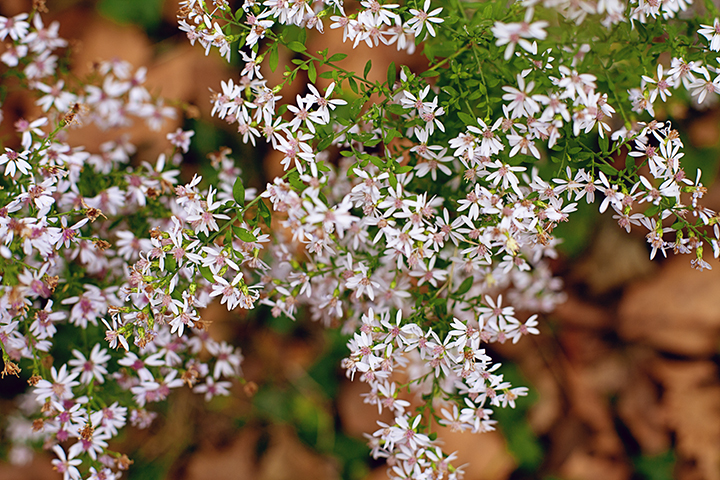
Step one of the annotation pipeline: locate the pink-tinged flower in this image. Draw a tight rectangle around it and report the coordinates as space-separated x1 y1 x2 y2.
345 262 380 300
69 343 111 384
34 365 80 403
166 128 195 153
0 13 30 41
51 445 82 480
698 18 720 52
406 0 444 38
186 187 230 235
194 377 232 401
0 148 31 177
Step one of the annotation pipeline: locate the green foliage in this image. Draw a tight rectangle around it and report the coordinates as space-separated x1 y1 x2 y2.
97 0 165 30
634 450 676 480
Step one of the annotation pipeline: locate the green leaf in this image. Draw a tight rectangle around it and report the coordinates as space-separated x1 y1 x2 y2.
348 77 359 94
258 200 272 228
232 178 245 208
317 134 334 151
625 154 636 172
350 97 364 116
233 226 258 243
269 44 279 72
308 61 317 83
599 133 609 154
328 53 347 62
363 60 372 79
369 156 385 168
644 204 660 218
288 170 305 190
457 111 475 126
287 41 307 52
386 103 407 115
454 276 474 296
387 61 396 87
388 173 398 189
384 128 401 143
198 265 215 283
598 163 618 176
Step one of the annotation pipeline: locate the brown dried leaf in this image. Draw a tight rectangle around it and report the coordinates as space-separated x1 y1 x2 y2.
183 428 261 480
653 359 720 480
619 257 720 356
257 426 339 480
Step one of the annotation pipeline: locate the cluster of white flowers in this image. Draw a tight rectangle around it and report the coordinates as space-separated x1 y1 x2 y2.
0 11 247 479
4 0 720 477
166 0 720 476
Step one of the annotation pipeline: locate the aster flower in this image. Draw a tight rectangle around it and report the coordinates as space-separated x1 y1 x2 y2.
698 18 720 51
406 0 444 38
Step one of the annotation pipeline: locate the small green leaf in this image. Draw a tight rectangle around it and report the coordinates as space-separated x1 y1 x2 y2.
232 178 245 208
308 61 317 83
387 61 396 87
198 265 215 283
269 44 279 72
287 41 306 52
258 200 272 228
363 59 372 79
455 277 474 296
328 53 347 62
317 134 334 151
599 163 618 176
233 226 258 243
625 154 636 171
348 77 359 94
457 111 475 126
369 156 385 168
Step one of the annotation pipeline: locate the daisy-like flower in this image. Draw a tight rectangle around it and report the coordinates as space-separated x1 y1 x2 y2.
415 148 452 180
194 377 232 401
186 187 230 235
491 9 548 60
502 73 542 118
68 343 111 384
642 64 674 103
34 365 80 403
468 118 504 157
167 128 195 153
409 256 447 287
345 262 380 300
0 148 31 177
240 49 263 79
698 18 720 52
406 0 444 38
0 13 30 41
51 445 82 480
35 80 77 112
304 82 346 124
477 294 516 331
688 67 720 104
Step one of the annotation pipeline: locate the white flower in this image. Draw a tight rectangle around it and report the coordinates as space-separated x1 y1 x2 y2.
51 445 82 480
0 148 31 177
406 0 444 38
698 18 720 52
